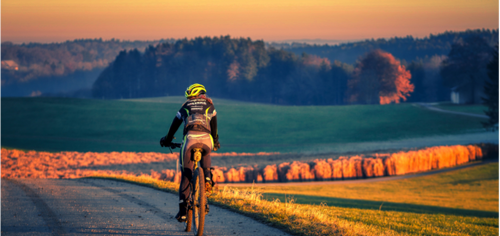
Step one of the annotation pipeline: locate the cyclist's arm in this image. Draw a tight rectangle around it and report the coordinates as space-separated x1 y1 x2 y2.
210 115 218 139
164 111 184 143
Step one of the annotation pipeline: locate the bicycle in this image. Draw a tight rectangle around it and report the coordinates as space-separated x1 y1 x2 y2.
169 143 207 236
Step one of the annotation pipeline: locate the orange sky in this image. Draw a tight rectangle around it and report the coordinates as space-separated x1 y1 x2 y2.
2 0 498 43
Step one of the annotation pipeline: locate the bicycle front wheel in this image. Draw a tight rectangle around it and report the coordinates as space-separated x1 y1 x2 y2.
192 168 206 236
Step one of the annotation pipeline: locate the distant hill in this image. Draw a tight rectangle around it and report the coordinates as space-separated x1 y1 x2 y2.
269 29 498 64
1 38 175 97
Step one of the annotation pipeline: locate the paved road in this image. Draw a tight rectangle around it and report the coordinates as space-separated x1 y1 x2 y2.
2 178 290 236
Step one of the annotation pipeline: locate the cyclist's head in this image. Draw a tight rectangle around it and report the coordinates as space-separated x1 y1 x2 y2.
185 83 206 98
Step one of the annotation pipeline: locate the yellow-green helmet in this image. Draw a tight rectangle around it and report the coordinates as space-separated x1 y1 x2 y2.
185 83 207 98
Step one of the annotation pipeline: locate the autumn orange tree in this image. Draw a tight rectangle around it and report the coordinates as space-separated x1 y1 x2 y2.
347 50 414 104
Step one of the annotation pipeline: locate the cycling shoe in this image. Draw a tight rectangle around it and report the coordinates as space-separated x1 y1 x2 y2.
176 202 188 222
175 211 187 222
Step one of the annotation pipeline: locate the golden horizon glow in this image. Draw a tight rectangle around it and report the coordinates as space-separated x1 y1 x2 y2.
2 0 498 43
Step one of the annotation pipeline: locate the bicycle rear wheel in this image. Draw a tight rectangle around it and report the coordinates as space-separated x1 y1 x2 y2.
192 168 206 236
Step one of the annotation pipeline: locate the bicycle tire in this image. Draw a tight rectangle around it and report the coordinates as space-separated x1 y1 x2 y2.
193 168 206 236
185 185 193 232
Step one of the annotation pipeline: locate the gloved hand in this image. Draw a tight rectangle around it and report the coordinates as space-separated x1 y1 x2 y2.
160 136 167 147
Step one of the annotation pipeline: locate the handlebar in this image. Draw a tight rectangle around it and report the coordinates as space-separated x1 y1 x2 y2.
170 142 182 149
163 142 181 154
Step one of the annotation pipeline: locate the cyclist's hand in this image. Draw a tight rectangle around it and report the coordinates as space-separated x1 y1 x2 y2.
160 136 167 147
213 135 220 151
214 140 220 151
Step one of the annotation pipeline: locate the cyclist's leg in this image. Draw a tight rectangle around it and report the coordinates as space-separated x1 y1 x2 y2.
176 137 194 222
200 151 212 183
179 144 194 201
198 141 213 214
198 135 214 192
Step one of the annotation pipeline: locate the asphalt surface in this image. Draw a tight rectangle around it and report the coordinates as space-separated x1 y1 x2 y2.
1 178 290 236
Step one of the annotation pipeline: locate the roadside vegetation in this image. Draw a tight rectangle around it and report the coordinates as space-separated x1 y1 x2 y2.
89 163 498 235
1 97 488 153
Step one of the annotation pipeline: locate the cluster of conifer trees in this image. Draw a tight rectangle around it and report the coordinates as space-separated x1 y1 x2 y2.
92 36 354 105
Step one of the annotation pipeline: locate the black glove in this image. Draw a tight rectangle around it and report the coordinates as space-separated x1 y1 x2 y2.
213 135 220 151
160 136 167 147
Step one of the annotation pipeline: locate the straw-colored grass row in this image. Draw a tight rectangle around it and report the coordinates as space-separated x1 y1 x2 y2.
0 145 485 182
212 145 483 183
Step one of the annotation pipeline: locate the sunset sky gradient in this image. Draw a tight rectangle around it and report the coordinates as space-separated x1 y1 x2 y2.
2 0 498 43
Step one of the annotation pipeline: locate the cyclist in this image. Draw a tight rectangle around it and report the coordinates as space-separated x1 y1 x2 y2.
160 83 220 222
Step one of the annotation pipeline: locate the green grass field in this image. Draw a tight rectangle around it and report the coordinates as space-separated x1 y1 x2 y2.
1 97 489 153
257 163 499 235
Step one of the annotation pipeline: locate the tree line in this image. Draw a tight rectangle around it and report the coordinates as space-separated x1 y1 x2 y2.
92 36 414 105
93 32 498 108
2 29 497 109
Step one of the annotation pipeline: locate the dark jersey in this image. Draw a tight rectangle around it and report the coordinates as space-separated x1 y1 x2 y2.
164 97 218 143
176 98 217 136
